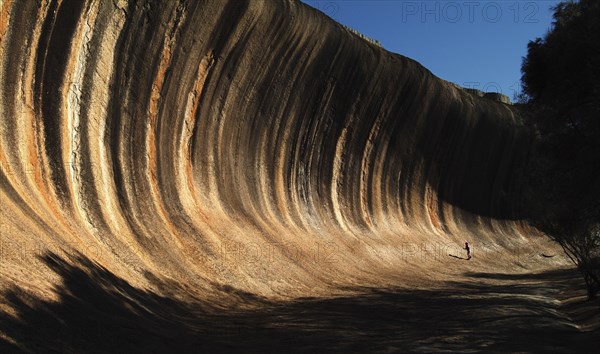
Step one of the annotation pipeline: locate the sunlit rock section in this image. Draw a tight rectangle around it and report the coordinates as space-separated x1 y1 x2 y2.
0 0 563 303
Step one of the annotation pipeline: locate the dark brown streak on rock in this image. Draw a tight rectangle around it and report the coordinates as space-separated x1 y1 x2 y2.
36 0 86 205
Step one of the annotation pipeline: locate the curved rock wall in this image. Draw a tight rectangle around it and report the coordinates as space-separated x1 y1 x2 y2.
0 0 556 299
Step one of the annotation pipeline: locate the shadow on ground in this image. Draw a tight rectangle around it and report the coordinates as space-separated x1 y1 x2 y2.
1 253 598 353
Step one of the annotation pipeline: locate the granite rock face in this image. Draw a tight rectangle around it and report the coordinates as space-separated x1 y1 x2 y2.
463 88 512 104
0 0 561 303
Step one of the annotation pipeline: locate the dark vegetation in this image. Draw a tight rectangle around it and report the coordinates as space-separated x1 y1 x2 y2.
520 0 600 298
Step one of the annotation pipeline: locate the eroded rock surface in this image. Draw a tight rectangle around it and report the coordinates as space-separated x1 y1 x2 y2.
1 0 566 312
